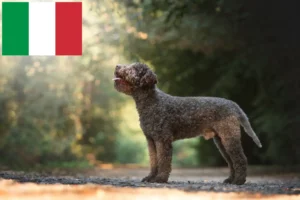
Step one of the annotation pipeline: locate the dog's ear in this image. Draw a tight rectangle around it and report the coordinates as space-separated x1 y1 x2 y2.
140 70 157 87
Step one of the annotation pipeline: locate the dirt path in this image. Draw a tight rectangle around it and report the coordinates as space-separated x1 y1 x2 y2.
0 167 299 199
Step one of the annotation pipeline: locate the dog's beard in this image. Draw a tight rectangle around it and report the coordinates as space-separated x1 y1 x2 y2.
114 77 133 95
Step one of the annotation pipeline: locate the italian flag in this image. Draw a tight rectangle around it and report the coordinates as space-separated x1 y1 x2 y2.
2 2 82 56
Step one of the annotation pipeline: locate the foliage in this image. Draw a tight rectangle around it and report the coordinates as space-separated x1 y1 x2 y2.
0 0 133 167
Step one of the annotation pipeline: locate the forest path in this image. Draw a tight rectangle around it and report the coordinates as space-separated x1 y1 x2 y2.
0 167 299 199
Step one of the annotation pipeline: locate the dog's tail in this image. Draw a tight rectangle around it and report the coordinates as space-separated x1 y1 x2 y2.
234 103 262 148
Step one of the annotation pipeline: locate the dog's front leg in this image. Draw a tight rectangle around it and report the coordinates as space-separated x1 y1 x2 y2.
142 137 158 182
150 139 172 183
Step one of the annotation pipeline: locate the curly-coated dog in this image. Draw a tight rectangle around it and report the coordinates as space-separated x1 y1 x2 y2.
113 63 262 185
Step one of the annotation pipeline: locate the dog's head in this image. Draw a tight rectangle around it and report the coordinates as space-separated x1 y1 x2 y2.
113 63 157 95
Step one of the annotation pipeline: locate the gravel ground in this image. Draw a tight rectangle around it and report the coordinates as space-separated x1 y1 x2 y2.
0 167 299 196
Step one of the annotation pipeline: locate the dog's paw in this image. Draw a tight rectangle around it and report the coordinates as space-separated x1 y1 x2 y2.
149 175 168 183
232 178 246 185
223 177 233 184
141 175 156 182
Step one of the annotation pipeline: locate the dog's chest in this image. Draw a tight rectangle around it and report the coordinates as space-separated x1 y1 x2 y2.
138 108 168 136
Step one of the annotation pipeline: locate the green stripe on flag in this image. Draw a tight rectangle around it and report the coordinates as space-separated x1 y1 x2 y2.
2 2 29 56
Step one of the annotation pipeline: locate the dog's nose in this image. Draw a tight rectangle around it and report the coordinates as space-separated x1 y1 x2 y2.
116 64 121 70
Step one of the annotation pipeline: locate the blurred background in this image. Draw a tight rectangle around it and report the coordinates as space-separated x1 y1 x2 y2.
0 0 299 171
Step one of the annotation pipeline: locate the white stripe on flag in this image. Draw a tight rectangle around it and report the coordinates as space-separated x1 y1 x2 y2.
29 2 55 56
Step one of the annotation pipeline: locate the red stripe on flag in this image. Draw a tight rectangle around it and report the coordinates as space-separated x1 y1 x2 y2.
55 2 82 56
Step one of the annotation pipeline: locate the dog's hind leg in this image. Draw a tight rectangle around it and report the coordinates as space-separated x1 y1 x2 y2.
214 116 248 185
222 135 247 185
213 136 235 183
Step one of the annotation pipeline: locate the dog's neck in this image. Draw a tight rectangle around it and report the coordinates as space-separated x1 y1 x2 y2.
132 86 163 111
132 86 157 101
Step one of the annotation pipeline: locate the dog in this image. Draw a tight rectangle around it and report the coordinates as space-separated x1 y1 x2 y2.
113 63 262 185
